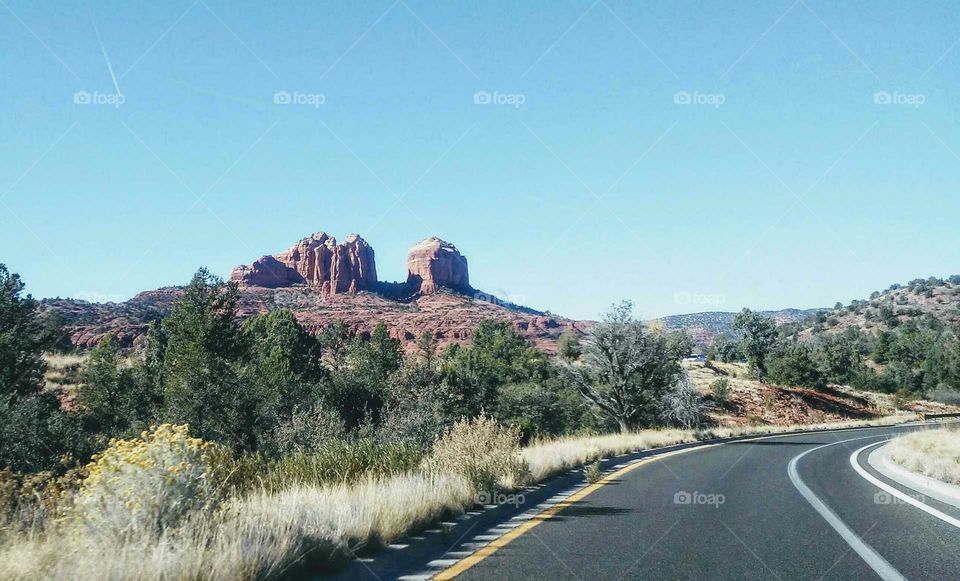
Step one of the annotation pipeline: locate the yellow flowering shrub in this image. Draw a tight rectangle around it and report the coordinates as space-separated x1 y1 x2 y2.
74 424 219 541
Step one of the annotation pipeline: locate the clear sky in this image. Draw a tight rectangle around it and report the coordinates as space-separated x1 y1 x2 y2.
1 0 959 321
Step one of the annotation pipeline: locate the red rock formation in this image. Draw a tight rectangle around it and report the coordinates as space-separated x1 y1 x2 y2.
230 255 302 287
406 237 470 294
230 233 377 294
45 232 592 354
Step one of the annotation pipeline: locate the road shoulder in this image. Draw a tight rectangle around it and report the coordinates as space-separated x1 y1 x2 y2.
868 443 960 509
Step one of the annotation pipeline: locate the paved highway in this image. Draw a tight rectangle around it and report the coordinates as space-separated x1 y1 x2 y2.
430 424 960 580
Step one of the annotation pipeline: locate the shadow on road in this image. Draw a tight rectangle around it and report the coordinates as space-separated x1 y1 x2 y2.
539 503 634 521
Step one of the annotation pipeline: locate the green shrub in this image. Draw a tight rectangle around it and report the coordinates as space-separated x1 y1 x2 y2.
711 378 731 406
495 382 564 441
584 461 602 484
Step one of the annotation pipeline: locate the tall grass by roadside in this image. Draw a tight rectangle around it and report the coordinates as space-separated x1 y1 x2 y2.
887 426 960 484
523 430 697 482
0 414 917 580
522 414 913 482
1 471 473 580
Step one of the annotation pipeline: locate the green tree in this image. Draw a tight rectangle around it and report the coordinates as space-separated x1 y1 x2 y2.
873 331 895 364
240 309 327 449
319 320 352 371
78 334 140 437
733 309 779 380
361 323 404 378
416 330 438 364
561 301 683 432
714 335 743 362
0 264 47 399
767 342 826 389
816 328 867 385
495 382 564 441
380 359 449 449
0 265 78 471
160 269 248 448
328 322 404 428
557 330 582 362
441 320 547 418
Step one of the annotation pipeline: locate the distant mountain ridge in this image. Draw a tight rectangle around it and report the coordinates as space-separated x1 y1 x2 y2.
654 308 828 347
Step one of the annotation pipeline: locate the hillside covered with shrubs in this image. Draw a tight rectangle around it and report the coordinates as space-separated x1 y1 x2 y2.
0 263 951 578
707 276 960 405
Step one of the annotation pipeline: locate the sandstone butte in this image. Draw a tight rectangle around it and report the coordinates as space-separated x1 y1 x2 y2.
45 233 589 353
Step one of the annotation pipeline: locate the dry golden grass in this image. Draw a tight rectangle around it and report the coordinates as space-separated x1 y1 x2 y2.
522 415 913 483
0 414 917 579
523 430 697 482
43 352 87 392
887 427 960 485
0 472 473 580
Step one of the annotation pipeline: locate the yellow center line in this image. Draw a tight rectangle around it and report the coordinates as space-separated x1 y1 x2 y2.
432 444 719 579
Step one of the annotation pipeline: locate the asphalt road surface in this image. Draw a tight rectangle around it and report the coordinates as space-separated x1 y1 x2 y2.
436 423 960 580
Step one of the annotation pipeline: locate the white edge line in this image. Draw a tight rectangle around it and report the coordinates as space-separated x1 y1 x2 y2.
851 442 960 529
788 435 906 581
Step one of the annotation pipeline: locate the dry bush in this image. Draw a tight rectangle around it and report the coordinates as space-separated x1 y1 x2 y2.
424 414 530 492
270 406 346 455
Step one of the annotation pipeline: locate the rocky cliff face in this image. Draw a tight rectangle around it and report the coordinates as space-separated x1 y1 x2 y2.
49 231 590 353
230 233 377 294
232 232 470 296
406 236 470 294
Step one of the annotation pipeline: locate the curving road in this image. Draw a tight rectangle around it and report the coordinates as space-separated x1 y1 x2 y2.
425 423 960 580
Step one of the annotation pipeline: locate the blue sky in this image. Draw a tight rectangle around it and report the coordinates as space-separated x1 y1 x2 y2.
1 0 959 320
